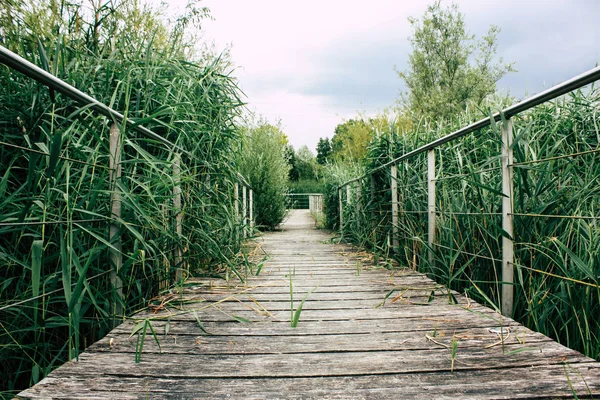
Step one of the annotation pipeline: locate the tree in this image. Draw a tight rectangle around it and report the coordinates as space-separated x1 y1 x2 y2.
285 144 300 181
397 1 514 121
331 118 374 163
239 123 290 230
316 137 332 165
295 145 318 180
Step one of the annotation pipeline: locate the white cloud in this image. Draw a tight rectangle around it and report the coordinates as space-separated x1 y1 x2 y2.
192 0 600 152
200 0 428 151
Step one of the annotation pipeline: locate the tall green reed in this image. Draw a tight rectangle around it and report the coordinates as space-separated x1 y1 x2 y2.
331 88 600 361
0 0 247 394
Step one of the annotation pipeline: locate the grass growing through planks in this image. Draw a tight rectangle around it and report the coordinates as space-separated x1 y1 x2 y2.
450 335 459 372
288 269 317 328
130 319 162 363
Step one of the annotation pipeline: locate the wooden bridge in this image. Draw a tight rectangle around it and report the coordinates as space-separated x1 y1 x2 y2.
19 210 600 399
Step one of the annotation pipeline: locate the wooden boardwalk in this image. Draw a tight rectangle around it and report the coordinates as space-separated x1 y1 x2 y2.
19 210 600 399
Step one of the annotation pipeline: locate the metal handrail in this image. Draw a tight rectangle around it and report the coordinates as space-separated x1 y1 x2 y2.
0 45 192 158
0 45 253 189
339 65 600 189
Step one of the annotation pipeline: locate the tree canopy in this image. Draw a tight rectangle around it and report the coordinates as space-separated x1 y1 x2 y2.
331 119 373 163
239 122 290 229
397 1 515 121
316 137 332 165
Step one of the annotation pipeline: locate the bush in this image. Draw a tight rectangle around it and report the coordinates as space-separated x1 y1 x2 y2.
239 123 290 230
320 162 362 230
288 179 325 194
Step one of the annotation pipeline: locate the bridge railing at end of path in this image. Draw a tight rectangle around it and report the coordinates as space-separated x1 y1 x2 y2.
285 193 325 215
337 65 600 319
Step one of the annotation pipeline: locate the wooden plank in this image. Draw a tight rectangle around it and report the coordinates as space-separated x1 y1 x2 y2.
24 365 600 399
36 346 592 379
134 302 502 323
92 327 552 355
111 315 523 337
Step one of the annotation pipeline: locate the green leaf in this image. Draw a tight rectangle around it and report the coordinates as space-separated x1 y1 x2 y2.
60 233 71 306
231 315 253 324
291 287 317 328
130 321 146 337
31 240 43 299
192 311 210 335
46 130 63 179
464 178 507 198
36 38 50 72
146 320 162 353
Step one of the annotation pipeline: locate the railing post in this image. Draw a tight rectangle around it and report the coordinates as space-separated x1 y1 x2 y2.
346 184 351 205
173 154 183 282
501 118 515 317
108 123 123 325
242 185 247 239
427 149 436 266
370 174 378 264
370 174 376 225
390 165 399 254
355 180 361 230
338 187 343 235
234 182 239 241
249 189 254 231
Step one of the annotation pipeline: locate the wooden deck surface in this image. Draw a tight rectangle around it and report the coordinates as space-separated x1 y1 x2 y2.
19 210 600 399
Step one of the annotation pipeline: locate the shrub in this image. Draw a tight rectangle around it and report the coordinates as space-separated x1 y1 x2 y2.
239 123 290 230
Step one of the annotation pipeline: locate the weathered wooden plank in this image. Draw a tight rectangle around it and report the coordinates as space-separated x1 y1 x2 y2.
22 365 600 399
37 345 592 379
134 302 501 322
91 326 551 355
143 296 477 315
178 292 453 305
189 290 397 301
112 316 522 337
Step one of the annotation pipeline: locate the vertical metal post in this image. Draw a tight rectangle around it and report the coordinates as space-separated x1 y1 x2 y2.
249 189 254 230
370 174 378 264
234 182 239 241
108 123 123 325
501 118 515 317
242 185 247 239
427 149 436 266
173 154 183 281
355 180 361 230
390 165 399 253
338 188 344 234
346 184 351 204
370 174 376 226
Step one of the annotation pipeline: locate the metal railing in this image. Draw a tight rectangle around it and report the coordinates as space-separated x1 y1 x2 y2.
338 65 600 317
0 45 253 322
286 193 325 214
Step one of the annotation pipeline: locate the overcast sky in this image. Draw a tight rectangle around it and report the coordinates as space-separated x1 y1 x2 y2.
197 0 600 153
